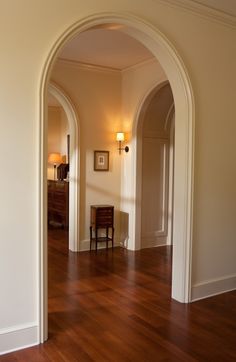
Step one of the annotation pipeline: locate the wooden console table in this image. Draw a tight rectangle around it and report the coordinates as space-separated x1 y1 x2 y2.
90 205 114 251
48 180 69 229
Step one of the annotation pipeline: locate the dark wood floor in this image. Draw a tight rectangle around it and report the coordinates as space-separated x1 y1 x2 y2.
2 229 236 361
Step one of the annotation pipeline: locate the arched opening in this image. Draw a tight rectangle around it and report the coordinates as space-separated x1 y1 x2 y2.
39 13 195 342
48 83 79 253
135 82 174 250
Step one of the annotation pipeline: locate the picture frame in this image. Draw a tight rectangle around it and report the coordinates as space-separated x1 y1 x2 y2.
94 150 109 171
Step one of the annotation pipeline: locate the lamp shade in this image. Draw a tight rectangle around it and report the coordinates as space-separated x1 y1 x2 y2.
116 132 125 142
48 152 62 164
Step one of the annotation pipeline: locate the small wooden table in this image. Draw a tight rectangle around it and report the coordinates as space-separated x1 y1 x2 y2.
90 205 114 251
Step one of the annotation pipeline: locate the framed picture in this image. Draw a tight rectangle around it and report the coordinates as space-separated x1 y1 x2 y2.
94 150 109 171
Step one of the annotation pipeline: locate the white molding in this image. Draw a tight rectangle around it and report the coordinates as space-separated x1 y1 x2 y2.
48 82 80 253
42 83 80 342
133 80 169 252
47 105 62 110
157 0 236 28
79 239 120 252
121 57 157 73
0 323 38 355
39 12 195 344
167 111 175 246
132 32 195 303
191 274 236 302
141 236 167 248
57 56 157 74
164 103 174 131
57 57 120 73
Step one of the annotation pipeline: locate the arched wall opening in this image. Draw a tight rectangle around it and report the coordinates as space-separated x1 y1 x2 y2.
48 83 80 253
134 81 174 250
39 13 195 342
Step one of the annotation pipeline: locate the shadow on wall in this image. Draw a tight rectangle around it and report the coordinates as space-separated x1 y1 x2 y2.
120 211 129 248
86 182 136 205
86 182 120 202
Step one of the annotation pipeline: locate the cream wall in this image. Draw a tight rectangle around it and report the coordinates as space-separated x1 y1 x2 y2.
51 60 122 247
0 0 236 354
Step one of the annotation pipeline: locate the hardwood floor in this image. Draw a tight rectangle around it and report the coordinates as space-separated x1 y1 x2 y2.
1 228 236 361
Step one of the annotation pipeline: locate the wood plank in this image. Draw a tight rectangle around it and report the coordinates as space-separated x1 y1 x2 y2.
1 228 236 361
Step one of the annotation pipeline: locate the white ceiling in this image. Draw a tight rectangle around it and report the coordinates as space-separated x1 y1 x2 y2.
58 27 154 70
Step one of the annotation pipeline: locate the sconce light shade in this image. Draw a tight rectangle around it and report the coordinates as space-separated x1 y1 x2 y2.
48 152 63 165
116 132 129 154
116 132 125 142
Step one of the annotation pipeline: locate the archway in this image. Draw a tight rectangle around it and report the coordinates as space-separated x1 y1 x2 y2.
39 13 195 342
48 83 80 252
135 81 174 250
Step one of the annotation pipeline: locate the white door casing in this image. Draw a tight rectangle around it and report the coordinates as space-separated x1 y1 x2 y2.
48 83 80 253
140 83 173 249
39 13 195 342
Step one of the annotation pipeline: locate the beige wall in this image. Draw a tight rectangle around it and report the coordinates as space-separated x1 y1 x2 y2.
0 0 236 353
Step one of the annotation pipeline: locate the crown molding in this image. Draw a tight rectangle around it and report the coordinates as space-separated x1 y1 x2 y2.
48 104 62 109
121 57 157 73
157 0 236 28
56 58 120 73
57 56 157 74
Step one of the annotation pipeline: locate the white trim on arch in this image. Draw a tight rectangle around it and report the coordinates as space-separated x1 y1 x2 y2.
48 83 80 253
132 80 170 251
39 12 195 342
119 20 195 302
133 82 175 252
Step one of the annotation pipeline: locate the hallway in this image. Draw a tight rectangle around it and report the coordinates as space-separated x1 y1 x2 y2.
2 230 236 361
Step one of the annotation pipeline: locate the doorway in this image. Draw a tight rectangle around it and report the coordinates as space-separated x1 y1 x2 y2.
137 82 174 249
48 83 79 252
39 14 194 342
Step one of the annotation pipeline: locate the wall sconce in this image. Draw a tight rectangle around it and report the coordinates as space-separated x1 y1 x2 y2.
48 152 63 180
116 132 129 154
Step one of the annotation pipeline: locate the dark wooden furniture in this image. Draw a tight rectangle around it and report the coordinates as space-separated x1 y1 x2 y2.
90 205 114 250
57 163 69 181
48 180 69 229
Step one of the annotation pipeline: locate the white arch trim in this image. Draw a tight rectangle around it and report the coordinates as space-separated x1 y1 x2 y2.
127 23 195 303
132 80 170 250
39 12 195 342
48 83 79 253
133 82 175 252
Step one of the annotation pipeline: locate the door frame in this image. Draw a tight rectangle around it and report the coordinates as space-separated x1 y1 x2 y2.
48 82 80 253
135 83 174 249
132 76 194 303
39 12 195 342
41 82 80 341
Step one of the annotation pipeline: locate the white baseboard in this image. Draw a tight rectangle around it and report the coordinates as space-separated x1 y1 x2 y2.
191 274 236 302
141 236 167 249
79 238 120 252
0 323 39 355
